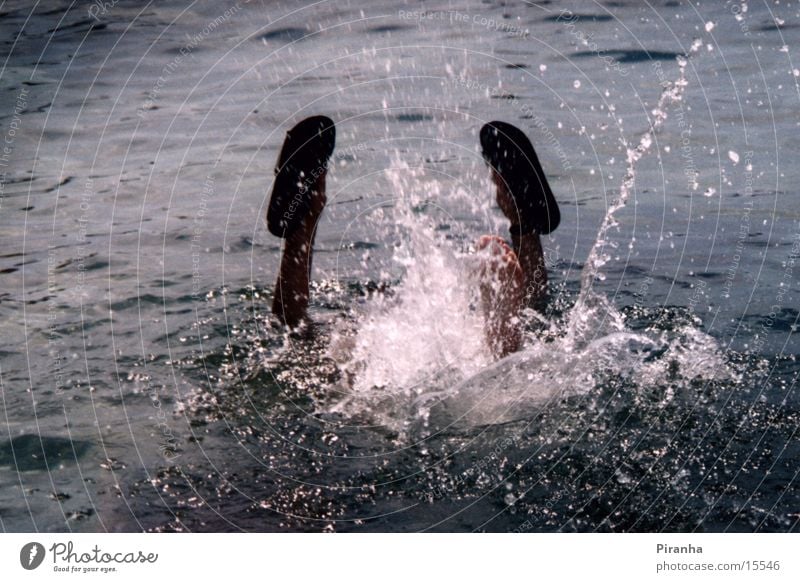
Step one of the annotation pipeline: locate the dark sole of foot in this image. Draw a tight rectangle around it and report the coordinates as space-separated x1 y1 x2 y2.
267 115 336 238
480 120 560 235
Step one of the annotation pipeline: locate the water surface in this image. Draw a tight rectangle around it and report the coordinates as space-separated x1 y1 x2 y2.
1 0 798 532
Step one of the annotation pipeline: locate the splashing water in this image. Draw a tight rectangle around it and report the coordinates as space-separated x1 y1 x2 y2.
336 231 490 395
564 49 694 348
324 47 731 431
326 161 493 425
579 52 691 298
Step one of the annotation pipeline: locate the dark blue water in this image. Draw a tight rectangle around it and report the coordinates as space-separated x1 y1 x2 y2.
1 0 798 532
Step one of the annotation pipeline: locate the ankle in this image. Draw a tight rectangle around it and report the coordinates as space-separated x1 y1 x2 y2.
510 231 539 253
510 232 547 302
287 207 320 250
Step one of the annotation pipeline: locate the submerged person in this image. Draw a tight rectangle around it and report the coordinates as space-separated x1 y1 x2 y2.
265 116 560 358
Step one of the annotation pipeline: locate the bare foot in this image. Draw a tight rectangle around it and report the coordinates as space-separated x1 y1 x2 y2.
481 121 559 311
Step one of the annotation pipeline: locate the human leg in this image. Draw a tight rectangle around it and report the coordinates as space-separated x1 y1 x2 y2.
267 116 335 326
476 121 561 356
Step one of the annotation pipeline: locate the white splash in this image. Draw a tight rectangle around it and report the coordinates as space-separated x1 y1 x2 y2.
336 225 489 395
327 160 492 422
324 46 731 431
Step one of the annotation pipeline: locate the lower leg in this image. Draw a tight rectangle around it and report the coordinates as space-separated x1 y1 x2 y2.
477 235 525 358
477 179 550 358
272 224 315 327
272 174 326 327
511 232 547 309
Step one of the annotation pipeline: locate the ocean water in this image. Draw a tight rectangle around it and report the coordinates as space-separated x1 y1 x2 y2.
1 0 798 532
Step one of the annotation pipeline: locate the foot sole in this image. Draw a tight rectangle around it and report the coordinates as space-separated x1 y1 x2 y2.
480 120 560 235
267 115 336 238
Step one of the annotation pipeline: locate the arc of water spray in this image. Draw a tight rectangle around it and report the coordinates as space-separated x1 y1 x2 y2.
579 43 701 298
